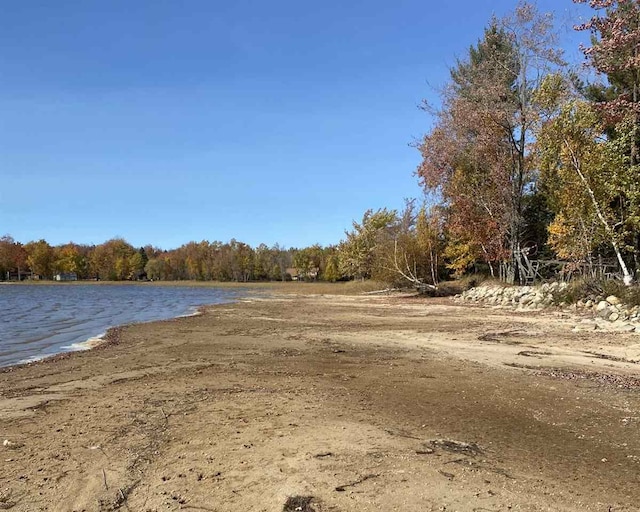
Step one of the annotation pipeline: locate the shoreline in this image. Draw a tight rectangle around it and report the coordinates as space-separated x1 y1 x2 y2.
1 292 639 510
0 281 384 370
0 300 227 373
0 285 249 371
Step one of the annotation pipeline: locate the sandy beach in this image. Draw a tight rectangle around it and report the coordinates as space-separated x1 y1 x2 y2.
1 291 640 511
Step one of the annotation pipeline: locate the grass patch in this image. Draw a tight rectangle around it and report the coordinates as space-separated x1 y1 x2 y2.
555 278 640 307
554 278 603 305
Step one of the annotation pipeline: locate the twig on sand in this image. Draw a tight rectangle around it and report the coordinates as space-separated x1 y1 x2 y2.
335 473 379 492
160 407 168 422
384 428 421 440
102 468 108 490
362 288 400 295
111 481 139 511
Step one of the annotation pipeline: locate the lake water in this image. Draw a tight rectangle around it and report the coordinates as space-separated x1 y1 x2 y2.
0 284 242 368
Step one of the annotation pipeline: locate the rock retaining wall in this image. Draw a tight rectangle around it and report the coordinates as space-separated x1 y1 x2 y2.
456 283 640 333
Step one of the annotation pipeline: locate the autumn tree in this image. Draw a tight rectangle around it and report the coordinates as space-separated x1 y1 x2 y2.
417 2 564 282
536 73 639 283
90 238 136 280
338 208 398 281
573 0 640 280
252 244 291 281
24 240 55 278
54 243 89 277
0 235 27 280
144 257 168 280
370 200 445 287
293 245 324 281
575 0 640 157
323 252 341 282
128 247 149 280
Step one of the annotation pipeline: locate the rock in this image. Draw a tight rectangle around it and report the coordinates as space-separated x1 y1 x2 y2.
573 321 597 331
2 439 23 449
596 301 610 312
609 312 620 322
613 322 636 333
606 295 621 305
625 343 640 360
531 294 544 305
519 294 534 306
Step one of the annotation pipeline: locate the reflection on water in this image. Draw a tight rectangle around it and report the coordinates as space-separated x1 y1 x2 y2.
0 284 240 367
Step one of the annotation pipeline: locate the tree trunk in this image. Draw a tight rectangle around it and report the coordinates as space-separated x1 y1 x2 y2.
566 139 633 285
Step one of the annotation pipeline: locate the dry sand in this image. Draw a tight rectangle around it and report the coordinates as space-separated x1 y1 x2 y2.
1 292 640 511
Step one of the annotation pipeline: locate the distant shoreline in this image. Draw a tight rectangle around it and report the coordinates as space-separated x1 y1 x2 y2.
0 279 386 293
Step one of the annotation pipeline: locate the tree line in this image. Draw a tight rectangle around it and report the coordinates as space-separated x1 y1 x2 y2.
0 203 439 284
0 235 309 282
4 1 640 287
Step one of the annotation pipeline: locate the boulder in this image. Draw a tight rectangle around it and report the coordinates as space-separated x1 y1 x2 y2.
519 294 534 306
612 322 636 333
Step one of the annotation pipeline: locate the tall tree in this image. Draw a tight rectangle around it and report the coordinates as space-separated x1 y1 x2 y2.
575 0 640 161
54 243 88 277
24 240 55 278
574 0 640 279
537 78 638 283
293 245 323 281
0 235 27 280
417 2 563 283
90 238 136 280
338 208 398 281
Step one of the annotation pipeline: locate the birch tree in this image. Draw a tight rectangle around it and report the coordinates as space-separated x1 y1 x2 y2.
537 83 636 283
574 0 640 278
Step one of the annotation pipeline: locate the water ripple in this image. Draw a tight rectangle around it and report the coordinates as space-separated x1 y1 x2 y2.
0 284 240 367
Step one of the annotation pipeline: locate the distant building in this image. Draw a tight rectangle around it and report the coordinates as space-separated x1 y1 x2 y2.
285 267 319 281
54 272 78 281
285 267 299 281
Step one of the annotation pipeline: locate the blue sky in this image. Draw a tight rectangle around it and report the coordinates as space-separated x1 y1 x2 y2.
1 1 593 249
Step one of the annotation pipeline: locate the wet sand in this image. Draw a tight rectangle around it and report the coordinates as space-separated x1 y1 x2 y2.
1 292 640 511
